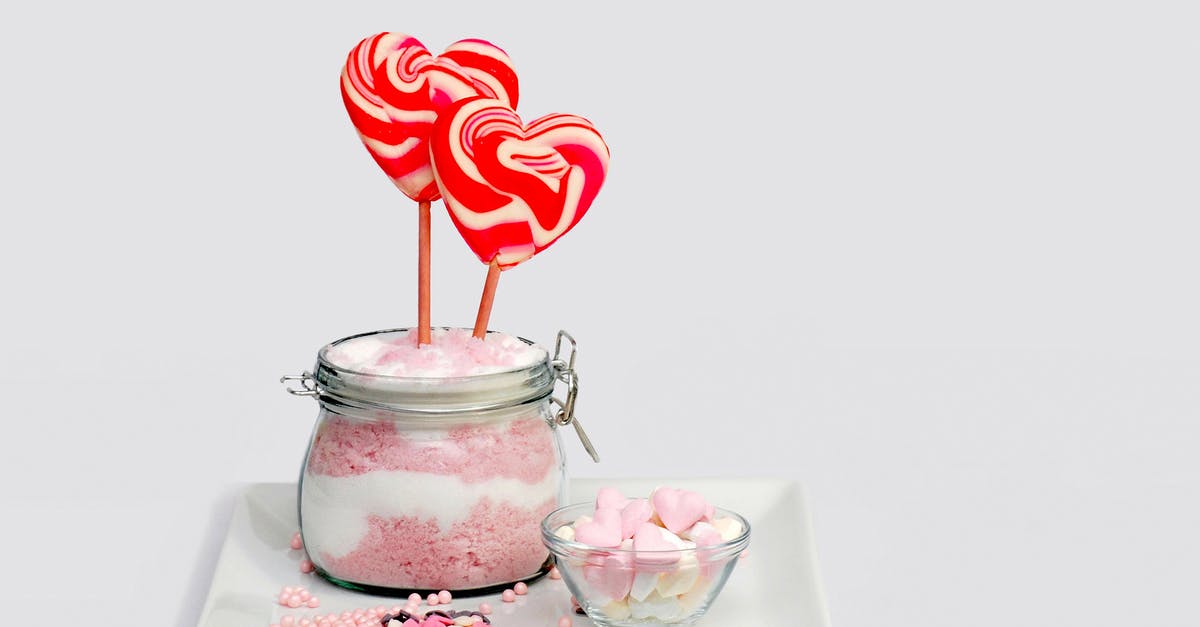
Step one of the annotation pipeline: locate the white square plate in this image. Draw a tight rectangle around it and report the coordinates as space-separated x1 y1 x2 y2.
198 478 829 627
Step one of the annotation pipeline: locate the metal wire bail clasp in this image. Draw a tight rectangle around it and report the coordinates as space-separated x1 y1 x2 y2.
280 371 318 397
551 330 600 463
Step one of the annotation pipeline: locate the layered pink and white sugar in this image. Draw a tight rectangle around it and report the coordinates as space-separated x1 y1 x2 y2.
323 328 546 378
301 329 560 590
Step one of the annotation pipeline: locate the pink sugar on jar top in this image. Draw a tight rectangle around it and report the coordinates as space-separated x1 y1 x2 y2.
323 328 545 378
297 328 565 592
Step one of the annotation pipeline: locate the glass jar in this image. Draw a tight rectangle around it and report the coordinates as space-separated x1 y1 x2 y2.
282 328 596 594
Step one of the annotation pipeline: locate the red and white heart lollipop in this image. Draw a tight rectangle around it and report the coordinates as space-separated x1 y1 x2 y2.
340 33 519 202
429 97 610 268
340 33 519 345
429 96 609 337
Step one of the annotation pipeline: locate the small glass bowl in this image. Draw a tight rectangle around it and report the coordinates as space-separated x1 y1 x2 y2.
541 503 750 626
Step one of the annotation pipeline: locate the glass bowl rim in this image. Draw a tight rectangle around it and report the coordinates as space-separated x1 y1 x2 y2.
541 502 751 555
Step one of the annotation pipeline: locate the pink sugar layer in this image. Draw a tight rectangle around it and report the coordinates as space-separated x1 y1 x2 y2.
318 497 558 590
306 415 556 483
325 328 542 378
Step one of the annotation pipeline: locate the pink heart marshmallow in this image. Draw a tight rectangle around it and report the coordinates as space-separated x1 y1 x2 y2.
620 499 654 540
633 522 683 566
651 487 710 534
596 487 630 512
582 555 634 601
574 507 623 548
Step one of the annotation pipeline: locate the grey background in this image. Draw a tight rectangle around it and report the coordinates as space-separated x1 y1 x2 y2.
1 0 1197 624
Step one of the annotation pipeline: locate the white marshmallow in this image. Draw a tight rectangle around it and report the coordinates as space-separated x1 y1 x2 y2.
600 599 632 620
555 525 576 541
629 591 684 621
655 555 700 597
678 576 713 612
712 517 745 542
655 526 692 549
680 521 721 543
629 569 659 602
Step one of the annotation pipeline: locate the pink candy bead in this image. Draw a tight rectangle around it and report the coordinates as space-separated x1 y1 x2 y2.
300 559 314 573
427 593 440 605
287 596 302 608
299 589 311 602
478 603 493 615
409 593 422 604
290 531 304 550
501 589 516 603
437 590 452 604
307 597 320 608
558 617 573 627
548 567 562 580
282 617 296 627
513 582 528 595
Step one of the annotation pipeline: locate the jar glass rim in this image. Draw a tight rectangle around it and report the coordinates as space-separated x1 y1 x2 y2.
317 327 550 381
312 328 557 414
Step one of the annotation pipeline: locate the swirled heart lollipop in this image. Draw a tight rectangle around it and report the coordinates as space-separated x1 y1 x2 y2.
341 33 519 200
429 97 610 337
340 33 519 344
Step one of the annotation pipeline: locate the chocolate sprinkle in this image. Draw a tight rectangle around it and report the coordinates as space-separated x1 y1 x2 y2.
448 610 491 624
379 610 413 625
379 609 491 625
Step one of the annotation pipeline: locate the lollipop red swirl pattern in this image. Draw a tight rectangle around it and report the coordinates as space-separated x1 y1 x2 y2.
429 97 610 268
340 33 519 201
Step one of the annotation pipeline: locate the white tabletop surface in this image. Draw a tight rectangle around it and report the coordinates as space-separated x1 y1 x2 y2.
3 0 1198 625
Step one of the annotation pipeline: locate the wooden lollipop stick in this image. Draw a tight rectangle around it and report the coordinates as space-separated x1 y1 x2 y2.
418 201 431 345
472 257 502 339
